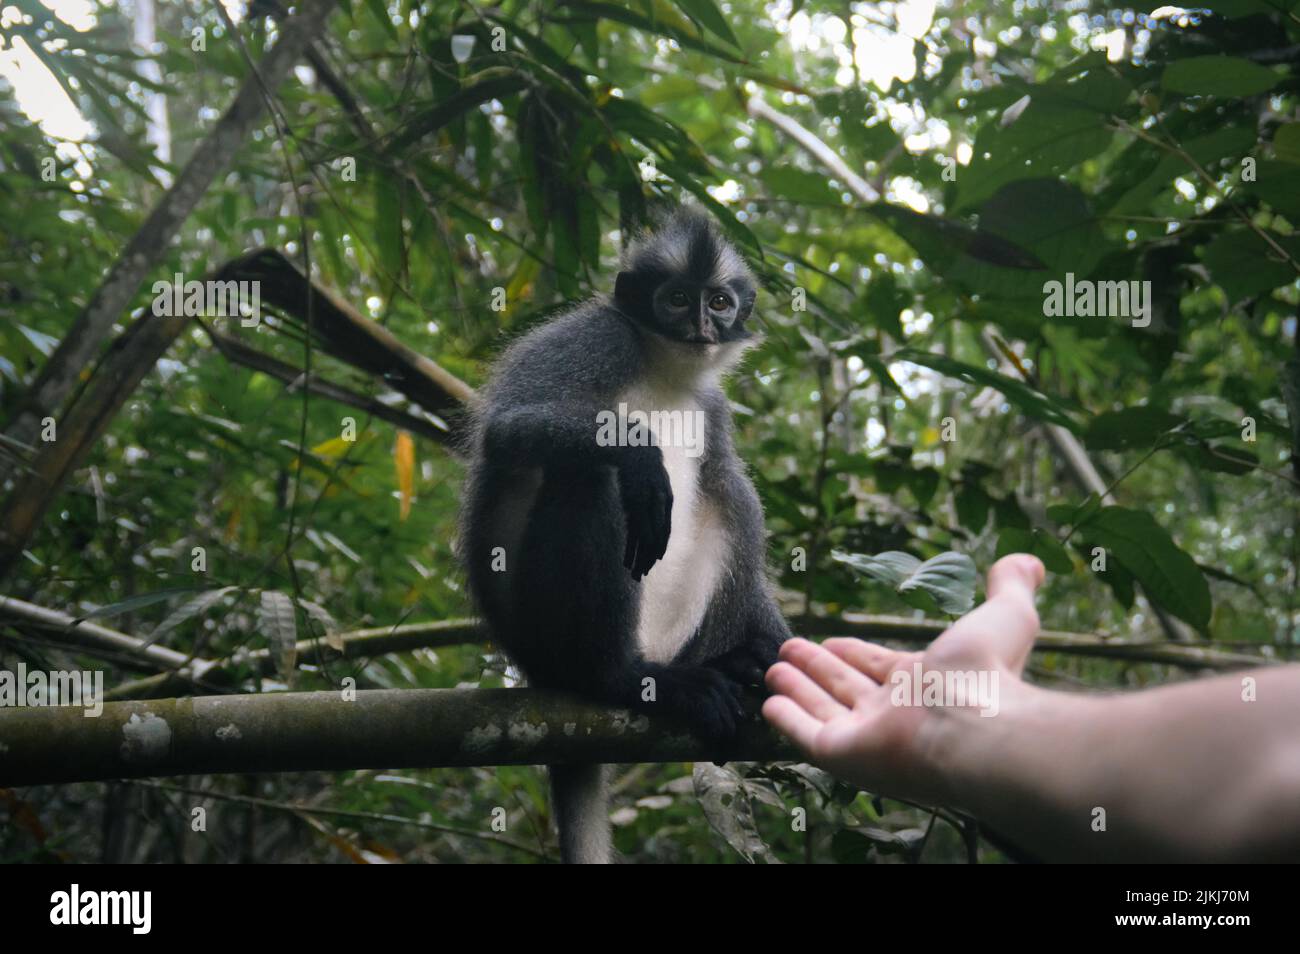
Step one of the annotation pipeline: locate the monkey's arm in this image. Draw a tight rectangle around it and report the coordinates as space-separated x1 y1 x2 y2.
704 596 791 686
481 404 673 580
482 404 618 467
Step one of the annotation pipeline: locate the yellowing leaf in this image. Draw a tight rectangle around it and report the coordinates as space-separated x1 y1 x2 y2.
503 257 540 315
224 502 242 543
312 436 352 459
395 430 415 521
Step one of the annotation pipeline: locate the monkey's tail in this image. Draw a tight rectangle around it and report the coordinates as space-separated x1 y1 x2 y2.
549 764 612 864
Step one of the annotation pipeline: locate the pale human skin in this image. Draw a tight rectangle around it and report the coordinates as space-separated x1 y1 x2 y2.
762 554 1300 862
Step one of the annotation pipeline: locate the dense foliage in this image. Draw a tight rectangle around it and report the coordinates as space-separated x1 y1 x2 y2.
1 0 1297 862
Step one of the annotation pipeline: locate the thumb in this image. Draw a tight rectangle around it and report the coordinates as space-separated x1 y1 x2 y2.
934 554 1045 674
986 552 1046 604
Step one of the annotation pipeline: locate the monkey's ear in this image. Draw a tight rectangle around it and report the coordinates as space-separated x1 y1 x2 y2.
738 293 756 321
732 282 757 322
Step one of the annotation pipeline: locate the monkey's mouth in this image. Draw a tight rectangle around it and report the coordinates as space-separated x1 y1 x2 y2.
681 335 717 346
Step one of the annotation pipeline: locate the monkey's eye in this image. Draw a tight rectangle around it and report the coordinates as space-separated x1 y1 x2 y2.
708 294 731 312
668 290 690 308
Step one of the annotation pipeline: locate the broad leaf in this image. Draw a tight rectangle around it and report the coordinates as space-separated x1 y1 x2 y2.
1162 56 1277 98
1077 507 1212 633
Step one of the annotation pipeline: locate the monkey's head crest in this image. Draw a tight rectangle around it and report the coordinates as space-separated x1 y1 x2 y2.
613 207 758 351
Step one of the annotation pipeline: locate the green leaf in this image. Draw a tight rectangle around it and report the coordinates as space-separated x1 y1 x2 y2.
1081 507 1212 632
364 0 398 41
996 528 1073 574
862 273 906 339
761 166 840 205
870 204 1045 275
1092 553 1136 609
897 552 978 615
994 526 1032 552
873 181 1110 307
577 193 601 268
1247 160 1300 218
641 75 702 107
603 98 712 174
1110 125 1257 215
556 2 745 62
871 462 939 507
947 180 1106 300
830 829 875 864
1178 442 1259 475
552 202 581 298
374 174 403 292
1162 56 1277 98
1201 229 1300 303
1046 493 1102 530
906 467 941 508
693 763 778 863
76 588 204 622
1274 124 1300 165
832 827 920 862
673 0 740 47
383 76 528 155
834 550 977 615
832 549 920 588
1084 406 1183 451
144 587 238 648
893 348 1080 431
954 483 990 532
259 590 299 682
955 66 1129 212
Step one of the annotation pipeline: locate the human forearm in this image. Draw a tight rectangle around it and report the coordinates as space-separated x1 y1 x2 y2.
765 556 1300 863
936 668 1300 862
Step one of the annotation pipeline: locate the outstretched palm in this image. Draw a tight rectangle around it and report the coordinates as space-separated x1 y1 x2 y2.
762 554 1045 805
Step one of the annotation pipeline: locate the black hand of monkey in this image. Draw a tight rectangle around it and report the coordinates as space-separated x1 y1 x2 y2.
617 447 673 580
706 635 784 688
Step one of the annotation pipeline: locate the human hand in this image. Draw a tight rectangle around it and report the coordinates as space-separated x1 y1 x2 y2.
762 554 1046 804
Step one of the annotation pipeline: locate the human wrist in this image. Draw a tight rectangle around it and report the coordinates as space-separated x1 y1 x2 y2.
919 675 1067 815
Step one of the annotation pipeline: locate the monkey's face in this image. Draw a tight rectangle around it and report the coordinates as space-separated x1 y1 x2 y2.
642 280 754 346
613 207 760 349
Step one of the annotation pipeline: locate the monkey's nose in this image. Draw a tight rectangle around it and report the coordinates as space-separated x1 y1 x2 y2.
689 315 715 343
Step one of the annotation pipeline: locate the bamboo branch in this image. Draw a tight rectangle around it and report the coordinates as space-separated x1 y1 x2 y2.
745 95 881 202
105 619 483 699
795 615 1274 670
0 594 205 674
0 688 795 787
206 327 454 445
6 593 1269 704
90 609 1280 707
214 248 474 439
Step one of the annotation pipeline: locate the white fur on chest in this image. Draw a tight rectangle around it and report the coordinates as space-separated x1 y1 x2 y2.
619 378 727 664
